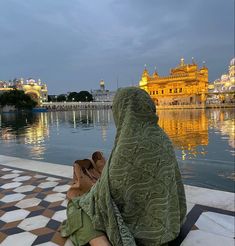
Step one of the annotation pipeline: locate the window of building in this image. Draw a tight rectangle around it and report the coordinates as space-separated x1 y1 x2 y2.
162 90 164 94
174 88 177 93
156 91 158 94
150 91 152 95
169 89 172 93
179 88 182 93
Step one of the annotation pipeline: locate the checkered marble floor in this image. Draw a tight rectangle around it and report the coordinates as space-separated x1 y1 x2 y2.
0 165 72 246
0 163 234 246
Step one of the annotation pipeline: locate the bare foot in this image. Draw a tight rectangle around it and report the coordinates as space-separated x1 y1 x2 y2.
89 235 111 246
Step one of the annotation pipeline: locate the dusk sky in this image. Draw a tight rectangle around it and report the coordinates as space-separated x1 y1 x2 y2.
0 0 234 94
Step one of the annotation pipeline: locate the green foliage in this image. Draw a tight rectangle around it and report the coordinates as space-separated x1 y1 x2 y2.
47 95 53 102
67 91 93 102
78 91 93 101
0 90 37 110
67 92 78 101
57 94 67 102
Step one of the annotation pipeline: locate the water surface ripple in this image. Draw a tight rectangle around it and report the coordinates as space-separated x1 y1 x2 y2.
0 108 234 192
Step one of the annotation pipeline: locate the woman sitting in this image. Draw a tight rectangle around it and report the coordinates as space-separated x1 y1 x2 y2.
61 87 186 246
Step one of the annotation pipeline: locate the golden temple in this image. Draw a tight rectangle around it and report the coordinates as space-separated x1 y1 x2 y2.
139 58 208 106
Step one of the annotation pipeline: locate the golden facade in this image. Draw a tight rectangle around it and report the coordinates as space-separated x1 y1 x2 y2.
139 58 208 106
22 79 48 104
0 78 48 104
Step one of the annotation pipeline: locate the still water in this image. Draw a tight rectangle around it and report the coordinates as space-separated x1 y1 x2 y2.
0 109 234 192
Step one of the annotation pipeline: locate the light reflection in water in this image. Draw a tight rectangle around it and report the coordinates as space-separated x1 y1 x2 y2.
0 109 234 159
0 108 234 191
158 109 209 160
208 110 235 150
0 113 49 159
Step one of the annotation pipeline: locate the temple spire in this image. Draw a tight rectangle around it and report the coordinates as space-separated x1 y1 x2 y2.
153 66 158 77
142 64 149 77
192 57 195 64
180 57 185 66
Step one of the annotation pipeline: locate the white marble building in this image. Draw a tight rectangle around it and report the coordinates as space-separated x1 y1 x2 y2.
208 58 235 103
91 80 116 102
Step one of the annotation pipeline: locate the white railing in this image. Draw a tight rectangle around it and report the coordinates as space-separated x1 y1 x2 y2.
41 101 112 110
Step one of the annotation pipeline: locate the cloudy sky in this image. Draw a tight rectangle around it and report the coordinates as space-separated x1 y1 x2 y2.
0 0 234 94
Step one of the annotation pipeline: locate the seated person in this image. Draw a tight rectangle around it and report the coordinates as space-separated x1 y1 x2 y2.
61 87 186 246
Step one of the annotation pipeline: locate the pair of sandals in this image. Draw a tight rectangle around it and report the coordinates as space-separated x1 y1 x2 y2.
67 151 106 200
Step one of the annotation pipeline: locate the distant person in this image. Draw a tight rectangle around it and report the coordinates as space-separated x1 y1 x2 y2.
61 87 186 246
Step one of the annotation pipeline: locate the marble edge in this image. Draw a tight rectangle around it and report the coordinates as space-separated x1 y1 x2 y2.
0 155 72 178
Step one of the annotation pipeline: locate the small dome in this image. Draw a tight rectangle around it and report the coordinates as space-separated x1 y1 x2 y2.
221 74 229 81
152 71 158 77
142 67 149 77
152 66 158 77
230 58 235 66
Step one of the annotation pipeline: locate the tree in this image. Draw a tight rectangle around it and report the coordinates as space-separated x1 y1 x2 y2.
0 89 37 110
48 95 53 102
77 91 93 102
67 91 93 102
57 94 67 102
67 92 79 102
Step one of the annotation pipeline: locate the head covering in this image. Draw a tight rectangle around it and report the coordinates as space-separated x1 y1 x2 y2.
112 87 158 144
66 87 186 245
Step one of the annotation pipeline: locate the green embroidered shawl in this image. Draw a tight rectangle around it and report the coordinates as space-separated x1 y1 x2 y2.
65 87 186 246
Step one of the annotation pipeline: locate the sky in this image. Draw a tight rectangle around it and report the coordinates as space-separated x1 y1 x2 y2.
0 0 234 94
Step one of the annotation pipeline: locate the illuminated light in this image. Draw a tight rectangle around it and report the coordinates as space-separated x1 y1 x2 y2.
73 111 76 128
208 58 235 103
158 109 209 159
139 59 208 106
0 78 48 105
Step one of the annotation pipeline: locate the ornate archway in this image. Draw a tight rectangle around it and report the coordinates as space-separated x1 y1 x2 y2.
25 90 40 104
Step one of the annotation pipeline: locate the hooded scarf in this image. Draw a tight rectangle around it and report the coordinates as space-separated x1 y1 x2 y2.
62 87 186 246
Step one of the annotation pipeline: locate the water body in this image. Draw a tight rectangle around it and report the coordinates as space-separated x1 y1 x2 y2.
0 109 234 192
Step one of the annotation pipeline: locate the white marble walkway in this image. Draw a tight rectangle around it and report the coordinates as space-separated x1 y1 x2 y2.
0 154 234 246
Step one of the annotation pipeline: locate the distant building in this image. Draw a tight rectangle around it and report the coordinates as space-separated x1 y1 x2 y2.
208 58 235 103
91 80 116 102
0 78 48 104
139 58 208 106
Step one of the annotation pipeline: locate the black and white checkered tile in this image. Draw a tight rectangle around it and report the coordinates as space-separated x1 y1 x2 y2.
0 164 234 246
0 165 72 246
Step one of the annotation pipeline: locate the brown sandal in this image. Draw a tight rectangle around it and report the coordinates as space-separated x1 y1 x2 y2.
66 151 105 200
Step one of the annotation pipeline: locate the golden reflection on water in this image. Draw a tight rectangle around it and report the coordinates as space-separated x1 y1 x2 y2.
158 109 209 160
158 109 235 159
24 113 49 145
0 113 49 159
22 113 49 159
0 109 234 160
